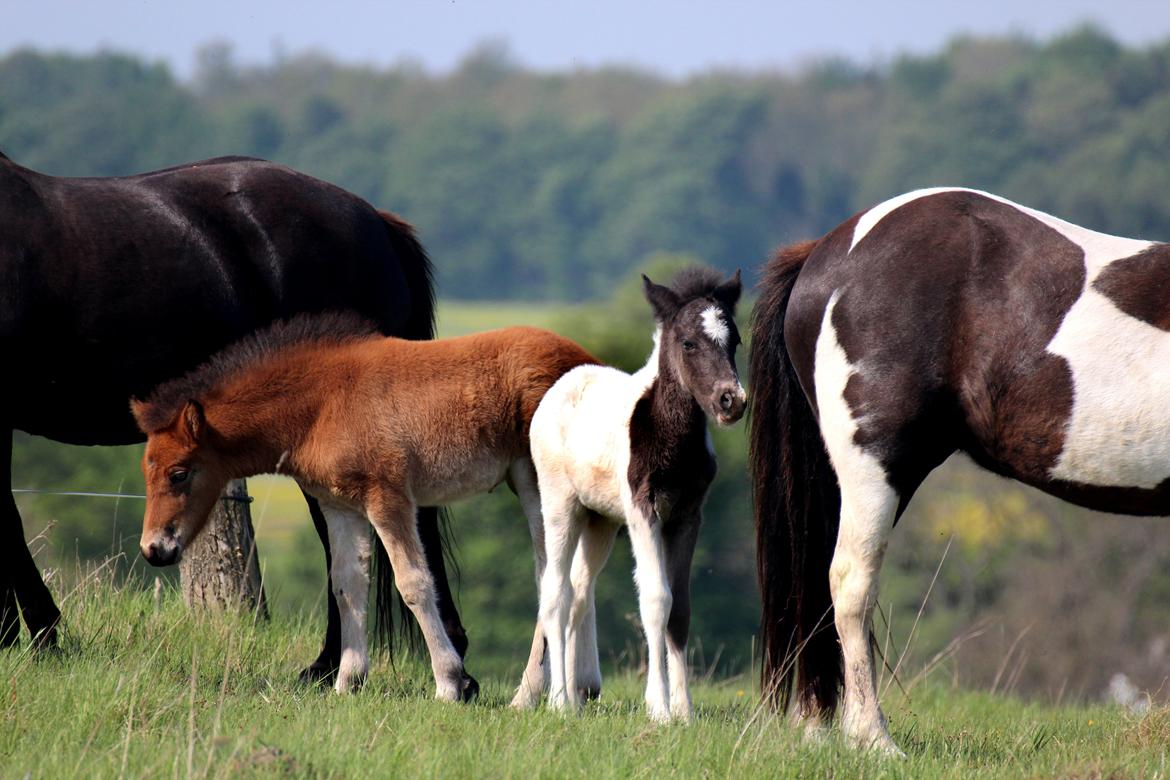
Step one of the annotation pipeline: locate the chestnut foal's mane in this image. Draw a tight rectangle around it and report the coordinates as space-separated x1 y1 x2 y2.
135 312 380 433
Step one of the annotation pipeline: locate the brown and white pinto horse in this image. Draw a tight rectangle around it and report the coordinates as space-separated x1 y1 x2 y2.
750 187 1170 753
131 313 596 696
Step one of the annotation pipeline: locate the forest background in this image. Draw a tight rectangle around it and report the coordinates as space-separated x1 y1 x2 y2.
5 25 1170 703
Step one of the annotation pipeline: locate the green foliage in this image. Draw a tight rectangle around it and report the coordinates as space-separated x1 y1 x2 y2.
6 26 1169 299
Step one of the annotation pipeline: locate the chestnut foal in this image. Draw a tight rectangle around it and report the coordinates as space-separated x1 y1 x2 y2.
132 313 596 697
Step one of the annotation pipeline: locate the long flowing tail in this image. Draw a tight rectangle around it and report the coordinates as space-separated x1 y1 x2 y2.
370 211 458 656
748 239 843 718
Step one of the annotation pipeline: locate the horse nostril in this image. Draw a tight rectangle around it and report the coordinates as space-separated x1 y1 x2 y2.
720 392 733 411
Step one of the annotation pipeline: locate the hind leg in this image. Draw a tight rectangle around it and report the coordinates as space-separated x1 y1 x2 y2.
320 503 372 694
565 516 617 703
508 458 551 710
829 469 899 753
368 488 468 702
300 492 342 684
538 480 587 713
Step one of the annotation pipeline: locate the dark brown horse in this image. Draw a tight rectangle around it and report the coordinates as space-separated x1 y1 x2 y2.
0 150 469 688
132 314 597 696
750 188 1170 753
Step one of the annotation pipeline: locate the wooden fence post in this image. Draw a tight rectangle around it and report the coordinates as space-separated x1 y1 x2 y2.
178 478 268 620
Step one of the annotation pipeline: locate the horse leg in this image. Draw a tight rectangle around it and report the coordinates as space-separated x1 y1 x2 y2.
417 507 478 699
319 503 371 693
1 432 60 648
537 481 586 713
663 508 702 723
507 458 550 710
828 471 899 753
368 489 468 702
624 503 672 723
299 492 341 684
565 514 617 704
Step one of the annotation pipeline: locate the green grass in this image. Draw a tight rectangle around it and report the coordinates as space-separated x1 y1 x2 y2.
2 574 1166 778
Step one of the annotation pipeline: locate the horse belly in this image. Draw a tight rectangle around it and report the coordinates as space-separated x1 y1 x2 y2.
410 452 512 507
1047 286 1170 491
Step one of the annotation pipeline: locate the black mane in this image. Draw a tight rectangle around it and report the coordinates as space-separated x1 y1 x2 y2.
669 267 730 306
134 311 380 432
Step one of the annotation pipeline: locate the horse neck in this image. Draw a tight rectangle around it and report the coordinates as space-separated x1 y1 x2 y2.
206 357 327 477
639 336 706 453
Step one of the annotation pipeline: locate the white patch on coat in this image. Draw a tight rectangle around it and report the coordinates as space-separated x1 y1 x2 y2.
812 290 902 753
700 305 729 346
852 187 1170 491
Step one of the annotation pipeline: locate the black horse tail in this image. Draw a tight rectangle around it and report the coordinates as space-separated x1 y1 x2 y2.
368 211 461 657
749 239 843 719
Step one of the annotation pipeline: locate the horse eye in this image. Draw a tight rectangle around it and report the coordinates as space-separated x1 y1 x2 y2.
168 469 190 486
682 340 697 352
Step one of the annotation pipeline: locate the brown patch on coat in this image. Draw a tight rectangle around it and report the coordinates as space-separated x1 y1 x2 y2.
1092 244 1170 331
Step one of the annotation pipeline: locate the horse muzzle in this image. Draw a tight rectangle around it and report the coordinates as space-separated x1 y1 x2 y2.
714 384 747 425
141 531 183 567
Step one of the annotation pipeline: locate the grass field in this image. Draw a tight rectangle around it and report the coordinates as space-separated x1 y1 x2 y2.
2 573 1166 779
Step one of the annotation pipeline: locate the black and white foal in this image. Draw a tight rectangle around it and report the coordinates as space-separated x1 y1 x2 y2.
529 268 746 722
751 187 1170 754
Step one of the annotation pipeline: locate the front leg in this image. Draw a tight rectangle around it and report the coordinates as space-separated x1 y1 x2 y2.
624 501 672 723
368 489 468 702
1 433 60 648
663 507 702 723
320 504 372 693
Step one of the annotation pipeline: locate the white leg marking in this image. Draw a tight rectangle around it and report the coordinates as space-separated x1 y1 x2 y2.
625 507 672 723
814 292 902 754
321 505 371 694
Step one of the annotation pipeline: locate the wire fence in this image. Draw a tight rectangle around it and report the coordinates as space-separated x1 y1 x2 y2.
11 488 253 503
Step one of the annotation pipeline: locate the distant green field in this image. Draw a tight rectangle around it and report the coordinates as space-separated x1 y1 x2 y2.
435 299 570 338
2 575 1163 779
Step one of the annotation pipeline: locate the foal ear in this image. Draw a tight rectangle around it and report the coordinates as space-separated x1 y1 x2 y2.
181 399 205 442
713 269 743 311
643 275 681 321
129 398 150 433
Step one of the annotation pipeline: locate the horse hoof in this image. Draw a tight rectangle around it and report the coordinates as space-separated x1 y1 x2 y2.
298 661 338 686
30 623 59 651
579 686 601 702
459 672 480 702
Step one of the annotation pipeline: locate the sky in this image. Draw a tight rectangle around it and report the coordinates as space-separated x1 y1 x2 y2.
3 0 1169 80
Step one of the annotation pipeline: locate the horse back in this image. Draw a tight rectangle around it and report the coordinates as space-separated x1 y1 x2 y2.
0 158 416 443
790 187 1170 514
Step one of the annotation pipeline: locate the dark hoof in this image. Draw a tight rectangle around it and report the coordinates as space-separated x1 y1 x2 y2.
298 661 338 686
580 685 602 702
30 621 60 651
459 672 480 702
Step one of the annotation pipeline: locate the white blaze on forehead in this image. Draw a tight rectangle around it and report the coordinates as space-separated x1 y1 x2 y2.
700 305 729 346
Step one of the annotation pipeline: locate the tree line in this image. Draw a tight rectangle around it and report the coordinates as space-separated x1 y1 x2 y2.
3 26 1169 301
